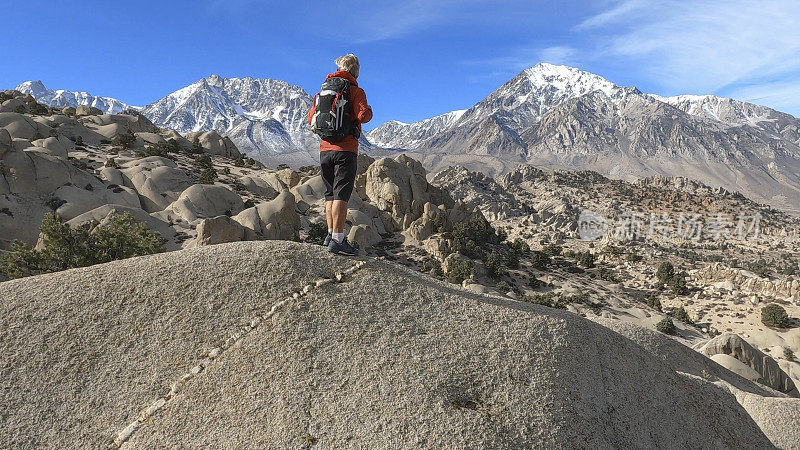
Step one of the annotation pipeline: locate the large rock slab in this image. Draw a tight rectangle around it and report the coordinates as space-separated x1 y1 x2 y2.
159 184 244 224
0 242 779 448
699 333 798 396
119 157 193 212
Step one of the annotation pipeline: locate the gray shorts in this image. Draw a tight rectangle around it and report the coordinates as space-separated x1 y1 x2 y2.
320 151 357 202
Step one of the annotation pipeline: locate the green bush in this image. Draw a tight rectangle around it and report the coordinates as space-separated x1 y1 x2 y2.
667 272 689 295
190 138 205 155
541 243 562 256
656 262 675 285
305 222 328 245
523 292 564 309
27 101 49 115
104 158 118 168
113 131 136 150
450 214 498 260
199 167 217 184
430 260 444 279
597 267 619 283
445 258 473 285
645 293 662 312
656 317 676 335
574 251 595 268
522 292 589 309
530 251 551 270
784 347 796 361
626 251 643 262
761 304 790 328
510 239 530 256
672 306 692 324
486 251 507 279
0 213 163 279
0 92 13 103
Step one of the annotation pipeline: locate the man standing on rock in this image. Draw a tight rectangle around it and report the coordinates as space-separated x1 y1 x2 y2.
308 53 372 256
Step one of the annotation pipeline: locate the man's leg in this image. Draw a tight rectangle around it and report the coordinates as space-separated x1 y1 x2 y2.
332 200 348 233
325 200 333 232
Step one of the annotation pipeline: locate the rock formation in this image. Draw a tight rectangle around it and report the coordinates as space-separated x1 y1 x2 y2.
0 241 787 449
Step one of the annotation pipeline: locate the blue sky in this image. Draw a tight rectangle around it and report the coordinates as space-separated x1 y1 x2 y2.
3 0 800 129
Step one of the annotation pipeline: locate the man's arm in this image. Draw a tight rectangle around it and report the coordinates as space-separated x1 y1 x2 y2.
353 88 372 124
307 100 316 125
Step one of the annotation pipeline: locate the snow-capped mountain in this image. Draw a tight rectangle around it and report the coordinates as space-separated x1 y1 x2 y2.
141 75 320 167
15 81 136 114
18 76 327 167
367 63 800 213
367 109 466 149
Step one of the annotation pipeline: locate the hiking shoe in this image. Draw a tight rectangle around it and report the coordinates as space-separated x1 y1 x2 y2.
323 233 332 247
328 238 359 256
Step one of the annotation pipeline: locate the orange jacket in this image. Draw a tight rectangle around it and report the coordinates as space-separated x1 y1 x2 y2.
307 70 372 152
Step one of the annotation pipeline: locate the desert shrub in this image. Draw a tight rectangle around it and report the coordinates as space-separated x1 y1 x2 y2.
429 260 444 279
656 317 676 335
27 101 49 115
603 245 625 257
656 262 675 285
541 243 562 256
667 272 689 295
495 227 508 242
195 153 213 168
14 104 27 114
104 158 118 168
74 135 84 147
199 167 217 184
761 304 790 328
528 276 544 289
505 249 520 269
0 92 13 103
672 306 692 324
597 267 619 283
486 251 507 279
190 138 204 154
784 347 796 361
430 211 447 234
626 251 643 262
305 222 328 245
574 251 595 268
450 214 498 260
445 258 473 285
29 132 44 142
113 130 136 150
645 293 662 312
0 213 163 279
234 157 245 167
495 280 511 293
530 251 551 270
746 259 771 278
510 239 530 256
523 292 563 309
91 213 164 261
522 292 589 309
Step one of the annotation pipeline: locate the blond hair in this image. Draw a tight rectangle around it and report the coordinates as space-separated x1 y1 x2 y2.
335 54 360 78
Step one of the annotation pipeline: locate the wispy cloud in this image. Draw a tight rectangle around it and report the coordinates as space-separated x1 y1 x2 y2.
462 45 581 83
722 79 800 116
579 0 800 99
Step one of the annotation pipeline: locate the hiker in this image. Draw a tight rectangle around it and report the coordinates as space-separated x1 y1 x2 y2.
308 53 373 256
